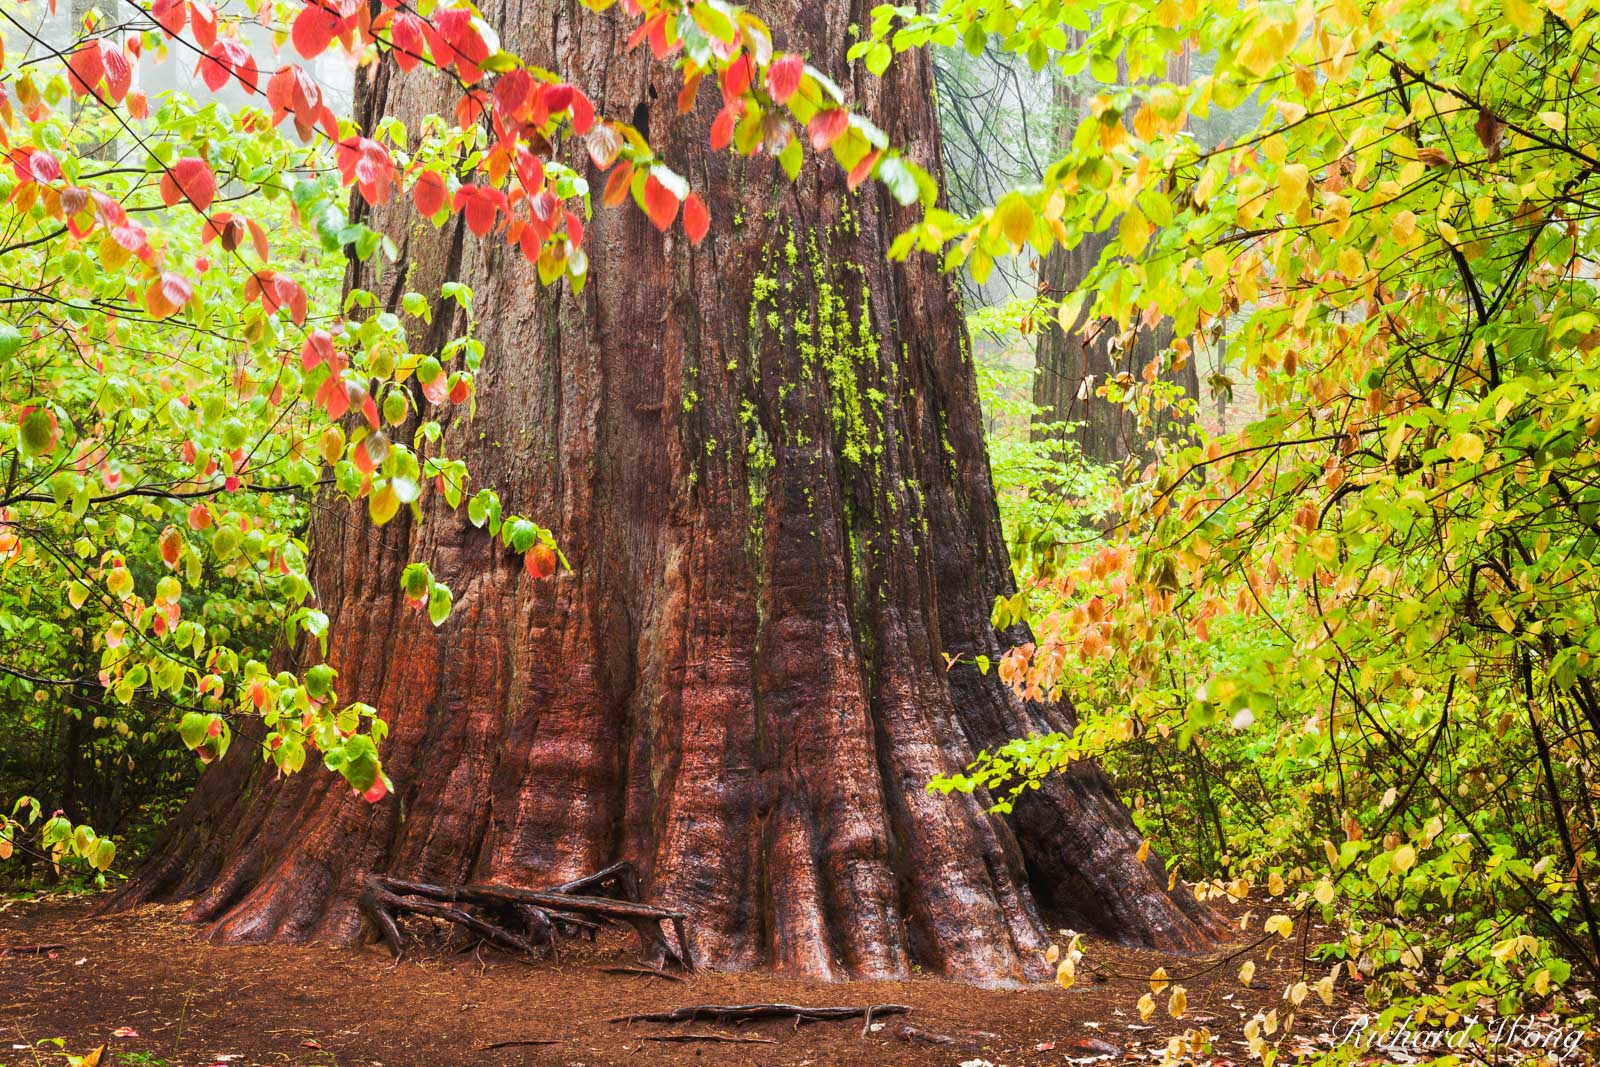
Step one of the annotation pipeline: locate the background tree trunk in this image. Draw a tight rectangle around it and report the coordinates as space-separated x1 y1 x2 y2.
115 0 1225 981
1032 45 1199 463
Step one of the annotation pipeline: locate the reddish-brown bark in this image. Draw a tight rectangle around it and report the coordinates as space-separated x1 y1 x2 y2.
115 0 1226 981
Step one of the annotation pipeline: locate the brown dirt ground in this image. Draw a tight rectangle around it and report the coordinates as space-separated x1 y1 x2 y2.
0 895 1361 1067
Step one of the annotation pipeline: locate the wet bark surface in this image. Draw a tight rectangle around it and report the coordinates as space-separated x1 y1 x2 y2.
116 0 1226 982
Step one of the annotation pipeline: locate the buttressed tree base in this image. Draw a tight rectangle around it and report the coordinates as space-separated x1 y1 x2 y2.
116 0 1225 982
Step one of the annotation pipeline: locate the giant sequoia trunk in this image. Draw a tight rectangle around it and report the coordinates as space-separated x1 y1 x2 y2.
116 0 1225 981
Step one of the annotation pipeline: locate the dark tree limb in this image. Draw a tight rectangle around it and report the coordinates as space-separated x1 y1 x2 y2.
359 882 407 958
644 1034 779 1045
609 1004 911 1026
552 860 640 899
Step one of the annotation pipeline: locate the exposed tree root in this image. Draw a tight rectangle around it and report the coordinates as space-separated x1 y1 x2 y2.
643 1034 779 1045
609 1004 911 1026
358 861 691 970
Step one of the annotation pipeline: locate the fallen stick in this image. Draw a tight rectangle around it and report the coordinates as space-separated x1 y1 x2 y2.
609 1003 911 1026
0 943 66 954
475 1039 560 1050
892 1024 981 1049
601 965 687 982
644 1034 779 1045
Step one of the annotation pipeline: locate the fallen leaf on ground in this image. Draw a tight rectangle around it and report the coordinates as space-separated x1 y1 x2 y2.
1066 1036 1124 1058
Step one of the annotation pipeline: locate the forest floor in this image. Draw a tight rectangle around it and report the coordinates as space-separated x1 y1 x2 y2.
0 895 1368 1067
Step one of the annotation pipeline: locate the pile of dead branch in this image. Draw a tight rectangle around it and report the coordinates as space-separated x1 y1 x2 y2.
359 861 691 969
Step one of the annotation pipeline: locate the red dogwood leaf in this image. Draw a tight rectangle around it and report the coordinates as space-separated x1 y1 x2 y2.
221 40 258 94
389 13 426 71
765 53 803 104
722 54 754 102
316 372 350 420
808 108 848 150
197 43 232 92
491 69 531 123
292 2 340 58
643 173 679 231
151 0 186 36
66 42 106 99
569 88 595 133
412 169 447 216
102 47 133 102
683 192 710 245
453 184 506 237
678 70 702 114
301 329 336 371
524 544 556 578
710 106 737 151
160 157 216 212
189 0 219 50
